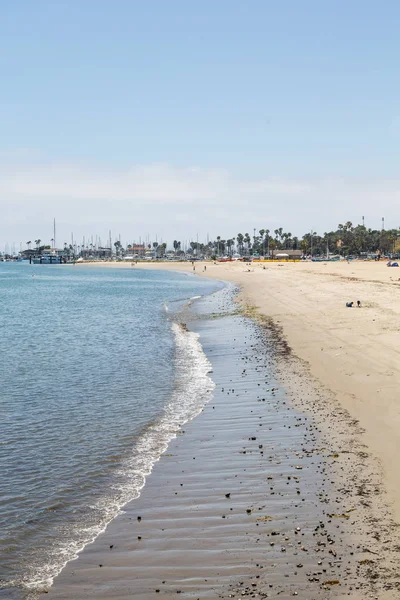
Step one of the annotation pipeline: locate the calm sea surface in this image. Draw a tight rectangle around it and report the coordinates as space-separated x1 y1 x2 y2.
0 263 222 598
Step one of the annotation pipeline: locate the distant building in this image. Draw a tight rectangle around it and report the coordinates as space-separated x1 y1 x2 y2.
127 245 146 257
81 247 111 259
271 249 302 259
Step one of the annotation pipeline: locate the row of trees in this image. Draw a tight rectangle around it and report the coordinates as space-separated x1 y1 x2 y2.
23 222 400 259
187 223 399 257
121 223 399 258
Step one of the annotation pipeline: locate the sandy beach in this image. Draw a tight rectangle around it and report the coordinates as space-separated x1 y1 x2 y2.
46 260 400 599
118 259 400 524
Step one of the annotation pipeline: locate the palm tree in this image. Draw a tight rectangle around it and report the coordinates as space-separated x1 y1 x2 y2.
26 241 32 250
152 241 159 258
114 240 122 256
244 233 251 253
274 229 283 247
265 229 270 257
34 239 41 251
236 233 244 255
283 232 292 249
226 239 234 255
159 242 167 257
258 229 265 255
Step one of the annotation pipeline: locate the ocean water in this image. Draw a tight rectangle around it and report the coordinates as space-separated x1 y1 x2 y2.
0 263 222 599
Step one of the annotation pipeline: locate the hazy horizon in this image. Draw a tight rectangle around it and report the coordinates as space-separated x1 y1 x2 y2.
1 1 400 248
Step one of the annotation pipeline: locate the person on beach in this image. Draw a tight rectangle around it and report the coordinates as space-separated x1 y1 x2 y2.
346 301 353 307
357 300 361 307
204 265 206 271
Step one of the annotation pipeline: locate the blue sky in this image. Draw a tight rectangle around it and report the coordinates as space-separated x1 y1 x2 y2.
1 1 400 247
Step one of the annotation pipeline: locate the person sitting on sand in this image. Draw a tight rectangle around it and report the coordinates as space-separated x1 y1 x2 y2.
346 301 354 307
357 300 361 307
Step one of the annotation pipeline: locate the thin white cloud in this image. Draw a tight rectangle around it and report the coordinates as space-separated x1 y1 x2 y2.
0 161 399 246
0 163 308 203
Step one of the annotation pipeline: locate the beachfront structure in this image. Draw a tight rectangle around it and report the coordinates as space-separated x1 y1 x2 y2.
271 249 302 260
128 244 146 257
81 246 112 260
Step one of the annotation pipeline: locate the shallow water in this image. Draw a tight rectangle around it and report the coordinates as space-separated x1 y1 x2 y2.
0 263 222 598
48 285 346 600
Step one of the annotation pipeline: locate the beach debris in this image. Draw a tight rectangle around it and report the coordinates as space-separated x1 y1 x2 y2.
323 580 340 586
137 516 142 522
109 545 113 549
225 493 231 498
359 559 375 565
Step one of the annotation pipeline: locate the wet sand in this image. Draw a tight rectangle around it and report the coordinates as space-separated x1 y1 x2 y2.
93 259 400 524
48 288 400 599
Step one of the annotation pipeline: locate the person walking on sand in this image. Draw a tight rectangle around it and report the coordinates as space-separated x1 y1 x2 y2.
204 265 206 272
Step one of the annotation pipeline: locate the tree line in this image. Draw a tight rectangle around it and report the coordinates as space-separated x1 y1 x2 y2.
172 222 400 257
21 221 400 259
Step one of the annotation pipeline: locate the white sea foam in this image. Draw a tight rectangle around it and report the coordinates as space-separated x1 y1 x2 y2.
17 321 214 597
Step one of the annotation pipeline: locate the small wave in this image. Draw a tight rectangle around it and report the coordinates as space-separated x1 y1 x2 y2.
17 321 215 597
